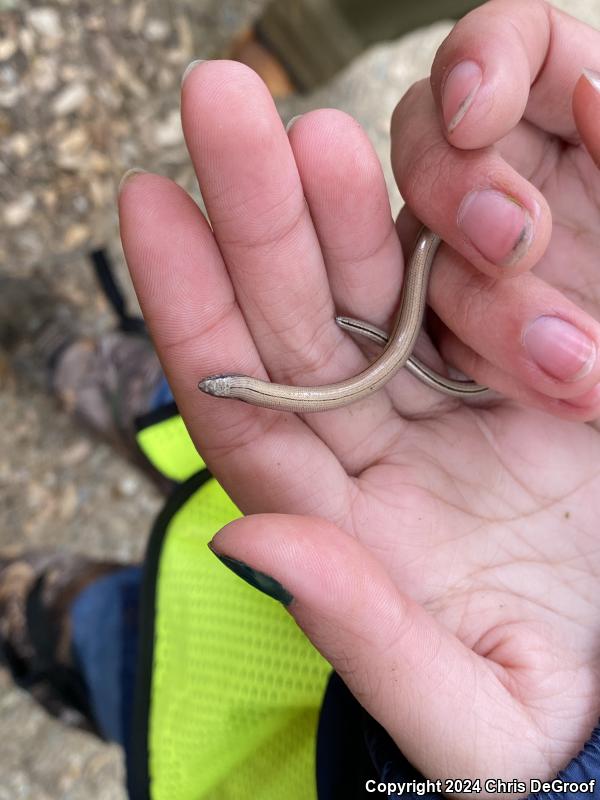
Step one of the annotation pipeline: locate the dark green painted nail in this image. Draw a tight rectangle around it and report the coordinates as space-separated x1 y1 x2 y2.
209 545 293 606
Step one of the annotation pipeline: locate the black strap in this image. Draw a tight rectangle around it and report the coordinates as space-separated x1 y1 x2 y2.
89 249 147 335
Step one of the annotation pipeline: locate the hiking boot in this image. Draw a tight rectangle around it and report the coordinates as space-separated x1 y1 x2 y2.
0 547 130 734
0 273 173 494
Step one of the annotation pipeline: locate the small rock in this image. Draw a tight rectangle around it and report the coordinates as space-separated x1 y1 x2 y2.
72 194 89 214
116 476 139 497
156 67 174 91
0 86 19 108
56 126 89 155
41 188 57 210
153 108 183 147
85 15 106 32
4 193 35 227
31 56 59 93
56 153 81 171
6 132 31 158
86 151 112 172
55 127 90 167
27 8 62 39
0 38 17 61
52 83 88 116
0 62 17 84
113 56 148 99
95 82 121 110
128 3 146 35
60 440 92 467
144 19 170 42
18 27 35 57
27 481 53 510
60 64 80 82
58 483 78 521
62 223 89 249
166 16 194 65
89 177 113 206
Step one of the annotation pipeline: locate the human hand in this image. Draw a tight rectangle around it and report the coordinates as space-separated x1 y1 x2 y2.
392 0 600 421
119 4 600 791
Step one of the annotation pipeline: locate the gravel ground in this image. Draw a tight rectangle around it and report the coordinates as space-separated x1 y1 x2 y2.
1 0 599 796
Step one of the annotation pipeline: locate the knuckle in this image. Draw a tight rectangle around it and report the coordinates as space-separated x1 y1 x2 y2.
399 138 455 209
214 187 306 253
447 271 497 335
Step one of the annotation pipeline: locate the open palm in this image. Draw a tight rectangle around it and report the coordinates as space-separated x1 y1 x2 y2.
120 4 600 791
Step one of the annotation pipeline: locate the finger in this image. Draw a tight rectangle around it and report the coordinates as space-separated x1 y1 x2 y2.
119 172 350 520
210 514 545 782
434 325 600 423
430 0 600 146
287 110 404 343
287 110 453 432
427 243 600 404
391 206 600 413
181 61 395 448
392 80 552 276
573 70 600 169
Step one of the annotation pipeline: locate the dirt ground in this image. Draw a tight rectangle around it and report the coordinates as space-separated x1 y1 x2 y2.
1 0 599 796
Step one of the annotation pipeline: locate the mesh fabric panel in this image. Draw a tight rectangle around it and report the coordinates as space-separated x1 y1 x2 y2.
150 477 331 799
137 414 205 482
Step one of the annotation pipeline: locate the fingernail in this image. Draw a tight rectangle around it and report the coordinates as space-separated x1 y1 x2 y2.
118 168 146 195
523 316 596 382
457 189 533 266
286 114 303 132
582 67 600 93
208 544 293 606
182 59 205 87
442 60 482 133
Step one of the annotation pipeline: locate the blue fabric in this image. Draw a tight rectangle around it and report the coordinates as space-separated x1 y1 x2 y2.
316 672 373 797
528 727 600 799
149 375 174 411
70 566 142 756
316 673 600 799
365 717 600 799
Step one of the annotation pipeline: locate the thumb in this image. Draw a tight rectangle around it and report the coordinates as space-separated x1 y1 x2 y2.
209 513 534 782
573 70 600 168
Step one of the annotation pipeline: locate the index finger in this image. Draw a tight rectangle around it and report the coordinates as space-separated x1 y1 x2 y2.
431 0 600 146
